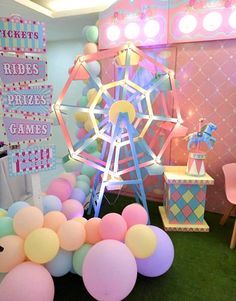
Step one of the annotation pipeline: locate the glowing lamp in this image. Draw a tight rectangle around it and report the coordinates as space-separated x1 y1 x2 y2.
106 25 120 41
229 11 236 29
179 15 197 34
144 20 160 38
203 12 222 31
124 23 140 39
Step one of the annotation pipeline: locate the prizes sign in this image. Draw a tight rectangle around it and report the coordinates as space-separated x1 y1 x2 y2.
8 145 56 176
0 85 52 116
0 16 46 53
0 53 47 87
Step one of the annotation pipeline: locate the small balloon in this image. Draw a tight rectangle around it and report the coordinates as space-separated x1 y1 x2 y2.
7 201 30 218
85 26 98 43
73 244 92 276
45 248 73 277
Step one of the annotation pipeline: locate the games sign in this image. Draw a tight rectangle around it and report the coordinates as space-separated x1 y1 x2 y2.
0 53 47 87
0 85 52 116
0 16 46 53
8 145 56 176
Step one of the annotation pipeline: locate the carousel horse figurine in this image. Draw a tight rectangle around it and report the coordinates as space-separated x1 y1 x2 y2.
186 121 217 151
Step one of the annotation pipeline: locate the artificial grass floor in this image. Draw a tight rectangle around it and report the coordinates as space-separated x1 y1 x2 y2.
54 194 236 301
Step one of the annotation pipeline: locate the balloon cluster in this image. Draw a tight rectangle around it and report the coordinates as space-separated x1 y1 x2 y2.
0 198 174 301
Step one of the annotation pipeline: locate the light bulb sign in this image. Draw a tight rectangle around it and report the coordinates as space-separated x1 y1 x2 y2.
0 85 52 116
0 53 47 87
0 16 46 53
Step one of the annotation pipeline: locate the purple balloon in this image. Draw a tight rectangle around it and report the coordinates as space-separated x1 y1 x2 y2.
136 226 174 277
70 188 86 205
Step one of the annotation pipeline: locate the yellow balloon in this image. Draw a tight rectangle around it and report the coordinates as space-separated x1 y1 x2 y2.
84 118 98 132
74 111 89 123
24 228 59 264
87 88 102 105
125 224 157 259
0 209 7 218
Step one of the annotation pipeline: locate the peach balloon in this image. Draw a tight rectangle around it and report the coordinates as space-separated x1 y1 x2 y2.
57 220 86 251
44 211 67 232
73 217 87 225
13 206 44 239
85 217 102 244
83 42 98 55
59 173 76 188
0 235 25 273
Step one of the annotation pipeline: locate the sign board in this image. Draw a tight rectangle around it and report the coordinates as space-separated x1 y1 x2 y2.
0 53 47 87
0 16 46 53
3 116 51 143
8 145 56 176
0 85 52 116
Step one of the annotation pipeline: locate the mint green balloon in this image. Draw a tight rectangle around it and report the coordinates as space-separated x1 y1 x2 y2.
73 244 92 276
78 96 88 107
77 175 90 185
62 155 82 172
85 140 98 153
85 26 98 43
81 164 96 178
0 217 15 238
75 181 90 196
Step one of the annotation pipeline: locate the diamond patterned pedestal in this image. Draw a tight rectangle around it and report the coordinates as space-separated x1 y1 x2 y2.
159 166 214 232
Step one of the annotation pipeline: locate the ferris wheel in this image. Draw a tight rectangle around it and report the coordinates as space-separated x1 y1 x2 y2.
54 43 186 219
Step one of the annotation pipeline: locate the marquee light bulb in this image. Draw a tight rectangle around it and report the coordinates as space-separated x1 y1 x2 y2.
144 20 160 38
106 25 120 41
203 12 222 31
229 11 236 29
124 23 140 39
179 15 197 34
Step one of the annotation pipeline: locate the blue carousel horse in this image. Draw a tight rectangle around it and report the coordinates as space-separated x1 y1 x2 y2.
186 122 217 151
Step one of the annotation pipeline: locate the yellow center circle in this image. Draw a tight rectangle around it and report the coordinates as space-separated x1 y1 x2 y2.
109 100 136 125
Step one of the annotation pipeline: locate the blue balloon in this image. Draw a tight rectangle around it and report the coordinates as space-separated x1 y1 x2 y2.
7 201 30 218
44 249 73 277
70 188 86 205
42 195 62 214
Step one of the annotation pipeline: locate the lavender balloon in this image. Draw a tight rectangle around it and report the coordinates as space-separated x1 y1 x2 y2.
70 188 86 205
136 226 174 277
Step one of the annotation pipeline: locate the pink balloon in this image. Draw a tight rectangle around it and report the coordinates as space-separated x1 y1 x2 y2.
83 240 137 301
122 203 148 228
47 178 72 202
76 128 88 140
61 199 84 219
0 262 54 301
99 213 127 241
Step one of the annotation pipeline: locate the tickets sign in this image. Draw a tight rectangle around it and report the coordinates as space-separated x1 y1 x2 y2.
3 116 51 143
8 145 56 176
0 53 47 87
0 85 52 116
0 16 46 53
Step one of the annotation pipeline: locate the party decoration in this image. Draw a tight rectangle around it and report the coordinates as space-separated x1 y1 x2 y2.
0 262 54 301
99 213 127 241
7 201 30 218
85 26 99 43
75 181 90 196
136 226 174 277
45 249 73 277
85 217 102 244
76 174 90 185
0 235 25 273
42 195 62 214
13 206 44 238
125 224 157 258
43 211 67 232
61 199 84 219
122 203 148 228
0 217 15 238
83 240 137 301
59 172 76 187
47 178 72 202
72 244 92 276
0 208 7 218
24 228 60 264
83 42 98 54
70 188 86 205
57 220 86 251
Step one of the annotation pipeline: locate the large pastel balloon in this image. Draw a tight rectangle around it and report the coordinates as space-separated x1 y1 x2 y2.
24 228 60 264
47 178 72 202
59 172 76 187
61 199 84 219
85 217 102 244
0 235 25 273
0 208 7 218
99 213 127 241
42 195 62 214
70 188 86 205
57 220 86 251
13 206 44 239
85 26 98 43
76 174 90 185
125 224 157 258
0 217 15 238
7 201 30 218
122 203 148 228
136 226 174 277
44 211 67 232
75 180 90 196
44 249 72 277
87 61 100 77
83 42 98 54
0 262 54 301
73 244 92 276
83 240 137 301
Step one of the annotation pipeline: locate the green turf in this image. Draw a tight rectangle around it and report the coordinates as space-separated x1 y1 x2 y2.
53 194 236 301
